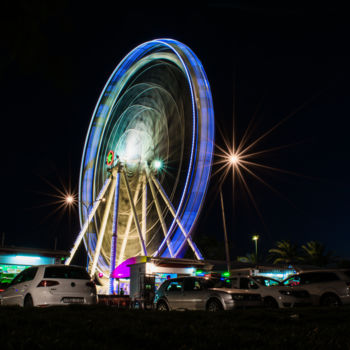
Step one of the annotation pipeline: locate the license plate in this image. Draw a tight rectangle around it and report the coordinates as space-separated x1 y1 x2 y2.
62 297 84 304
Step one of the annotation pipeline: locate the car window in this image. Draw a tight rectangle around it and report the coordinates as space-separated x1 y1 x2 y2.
248 279 259 289
22 267 38 282
223 277 238 288
10 271 26 286
184 278 201 291
299 272 339 285
44 266 90 280
343 270 350 279
166 280 183 292
318 272 339 282
283 275 301 286
240 277 250 289
253 277 280 287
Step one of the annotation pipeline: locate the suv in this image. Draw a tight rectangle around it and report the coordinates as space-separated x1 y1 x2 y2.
154 276 262 311
282 269 350 306
226 275 311 308
0 265 97 307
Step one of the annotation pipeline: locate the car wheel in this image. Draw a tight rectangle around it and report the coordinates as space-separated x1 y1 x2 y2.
157 301 169 311
321 293 341 307
24 294 34 308
207 299 223 312
264 297 279 308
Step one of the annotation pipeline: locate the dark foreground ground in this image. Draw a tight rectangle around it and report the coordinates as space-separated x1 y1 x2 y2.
1 305 350 350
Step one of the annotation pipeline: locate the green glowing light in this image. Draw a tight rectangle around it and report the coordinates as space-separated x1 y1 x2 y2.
222 271 230 278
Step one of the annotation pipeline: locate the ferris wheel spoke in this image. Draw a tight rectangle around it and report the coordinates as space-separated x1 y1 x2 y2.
142 173 147 243
146 170 174 258
65 177 112 266
109 170 121 294
90 173 118 277
150 173 203 260
122 168 147 256
117 180 142 266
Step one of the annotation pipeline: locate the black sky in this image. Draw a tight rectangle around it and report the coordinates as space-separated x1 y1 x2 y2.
1 2 349 260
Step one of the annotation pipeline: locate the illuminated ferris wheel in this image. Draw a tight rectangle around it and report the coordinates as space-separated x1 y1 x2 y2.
65 39 214 289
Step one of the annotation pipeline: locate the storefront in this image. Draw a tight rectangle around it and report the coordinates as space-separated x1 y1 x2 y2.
0 246 68 288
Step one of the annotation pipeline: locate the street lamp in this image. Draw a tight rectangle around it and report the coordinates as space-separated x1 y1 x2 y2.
252 234 259 263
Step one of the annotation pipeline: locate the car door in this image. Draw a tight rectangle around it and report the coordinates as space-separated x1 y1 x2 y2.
1 270 26 305
3 267 38 306
181 278 207 310
16 267 38 304
164 279 183 310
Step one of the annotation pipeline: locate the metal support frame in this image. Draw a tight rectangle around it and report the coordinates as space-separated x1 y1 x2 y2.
122 168 147 256
220 189 231 272
146 170 174 257
109 171 121 294
117 180 142 266
142 172 147 244
150 173 203 260
65 177 112 265
90 173 118 277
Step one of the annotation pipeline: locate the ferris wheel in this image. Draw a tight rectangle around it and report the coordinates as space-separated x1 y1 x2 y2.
65 39 214 289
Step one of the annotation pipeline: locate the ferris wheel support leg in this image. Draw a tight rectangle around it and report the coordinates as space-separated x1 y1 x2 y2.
142 173 147 244
90 174 118 277
150 173 203 260
117 180 142 267
122 169 147 256
65 177 112 266
109 171 121 294
146 171 174 258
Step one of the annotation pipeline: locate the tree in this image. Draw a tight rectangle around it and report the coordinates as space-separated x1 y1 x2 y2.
300 241 336 267
236 253 258 264
268 240 301 265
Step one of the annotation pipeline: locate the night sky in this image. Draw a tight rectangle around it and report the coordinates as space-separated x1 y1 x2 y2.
1 3 349 261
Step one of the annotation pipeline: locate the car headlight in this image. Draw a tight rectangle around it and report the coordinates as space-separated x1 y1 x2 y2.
279 290 292 296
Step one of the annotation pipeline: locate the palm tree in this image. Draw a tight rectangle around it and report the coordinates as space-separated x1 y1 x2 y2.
300 241 335 267
237 253 257 264
268 240 301 265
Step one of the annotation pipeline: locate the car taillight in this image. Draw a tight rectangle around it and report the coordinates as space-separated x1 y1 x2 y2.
86 281 96 288
37 280 59 287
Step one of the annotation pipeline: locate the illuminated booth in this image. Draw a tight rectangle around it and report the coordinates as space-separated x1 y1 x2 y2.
0 246 68 287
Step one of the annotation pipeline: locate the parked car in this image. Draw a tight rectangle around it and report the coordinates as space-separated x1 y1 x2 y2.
154 276 262 311
225 275 311 308
282 269 350 306
0 265 97 307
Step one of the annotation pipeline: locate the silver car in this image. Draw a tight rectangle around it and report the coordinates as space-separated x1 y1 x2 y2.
0 265 97 307
226 275 311 308
282 269 350 306
154 276 262 311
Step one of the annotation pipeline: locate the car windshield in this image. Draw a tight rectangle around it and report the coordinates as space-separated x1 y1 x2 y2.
282 275 301 286
253 276 281 286
200 278 225 289
44 266 90 280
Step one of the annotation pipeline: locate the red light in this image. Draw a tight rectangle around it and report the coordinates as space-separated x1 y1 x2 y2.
0 289 4 292
106 150 114 166
37 280 59 287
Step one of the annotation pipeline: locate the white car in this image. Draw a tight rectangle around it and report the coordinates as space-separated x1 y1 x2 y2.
282 269 350 306
226 275 311 308
0 265 97 307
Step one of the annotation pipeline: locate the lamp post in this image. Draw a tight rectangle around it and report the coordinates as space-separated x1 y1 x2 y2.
252 234 259 263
